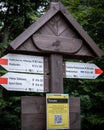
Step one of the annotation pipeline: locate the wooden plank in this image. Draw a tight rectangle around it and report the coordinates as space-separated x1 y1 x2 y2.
22 114 46 129
21 96 80 130
69 97 80 130
37 13 78 38
70 113 80 129
17 38 40 52
60 26 79 39
47 15 59 35
21 96 46 114
57 14 69 36
70 97 80 113
76 43 94 56
46 13 69 36
33 34 82 54
38 24 55 35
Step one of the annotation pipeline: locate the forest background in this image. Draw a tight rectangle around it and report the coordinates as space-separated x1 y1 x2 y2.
0 0 104 130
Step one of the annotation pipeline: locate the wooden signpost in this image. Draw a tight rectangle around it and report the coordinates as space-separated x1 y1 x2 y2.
0 72 44 92
0 53 49 92
0 0 103 130
0 53 44 73
65 62 103 79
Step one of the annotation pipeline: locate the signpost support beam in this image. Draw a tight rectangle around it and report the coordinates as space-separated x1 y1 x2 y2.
50 54 64 93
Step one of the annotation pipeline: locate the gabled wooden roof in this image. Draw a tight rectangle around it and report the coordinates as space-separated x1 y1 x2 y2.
10 1 103 57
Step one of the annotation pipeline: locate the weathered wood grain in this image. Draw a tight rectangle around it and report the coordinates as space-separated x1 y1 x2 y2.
49 54 64 93
21 96 80 130
33 34 82 54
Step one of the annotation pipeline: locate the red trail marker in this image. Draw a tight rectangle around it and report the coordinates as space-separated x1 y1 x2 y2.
0 58 8 65
0 77 8 84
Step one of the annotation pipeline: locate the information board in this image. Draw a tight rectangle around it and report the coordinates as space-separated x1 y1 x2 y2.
46 93 69 129
65 62 103 79
0 53 44 73
0 72 44 92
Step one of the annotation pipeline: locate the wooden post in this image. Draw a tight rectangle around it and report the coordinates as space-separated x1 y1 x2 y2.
50 54 64 93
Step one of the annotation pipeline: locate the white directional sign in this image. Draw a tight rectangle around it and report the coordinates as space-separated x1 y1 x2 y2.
0 53 44 73
0 72 44 92
65 62 103 79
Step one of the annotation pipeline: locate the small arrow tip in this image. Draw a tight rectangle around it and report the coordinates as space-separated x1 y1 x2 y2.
95 68 103 75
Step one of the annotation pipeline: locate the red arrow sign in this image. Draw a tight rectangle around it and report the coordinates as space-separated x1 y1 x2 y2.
0 72 44 92
65 62 103 79
0 77 8 84
0 54 44 73
95 68 103 75
0 58 8 65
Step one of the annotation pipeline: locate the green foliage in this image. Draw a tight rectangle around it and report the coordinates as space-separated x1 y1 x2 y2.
0 43 8 56
0 96 21 130
0 0 48 43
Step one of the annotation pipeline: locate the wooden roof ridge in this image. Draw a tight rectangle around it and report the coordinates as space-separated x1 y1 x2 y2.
10 1 103 57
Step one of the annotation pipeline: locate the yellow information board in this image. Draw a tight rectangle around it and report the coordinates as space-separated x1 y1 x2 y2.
46 94 69 129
